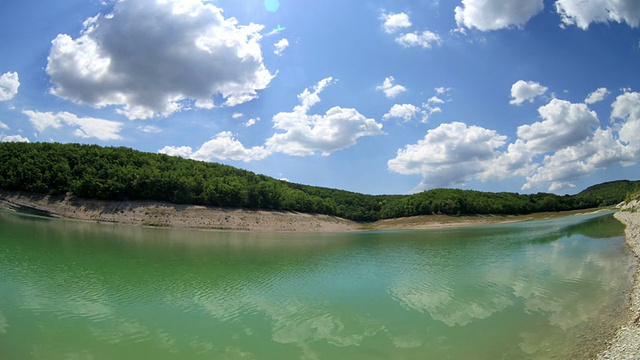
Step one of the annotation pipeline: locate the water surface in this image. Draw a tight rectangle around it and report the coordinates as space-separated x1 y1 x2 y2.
0 211 633 359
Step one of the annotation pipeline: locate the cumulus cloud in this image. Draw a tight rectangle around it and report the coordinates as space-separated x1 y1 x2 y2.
517 99 599 153
611 91 640 155
555 0 640 29
394 31 442 49
244 117 260 127
383 92 449 124
0 72 19 101
158 145 194 158
376 76 407 99
274 38 289 56
381 12 412 34
160 131 269 162
509 80 548 105
161 78 382 162
46 0 274 120
585 87 610 104
22 110 123 140
380 12 441 49
265 78 383 156
1 135 29 143
383 104 422 122
455 0 544 31
389 91 640 192
388 122 507 190
520 96 640 190
0 121 8 130
522 127 632 190
477 139 536 182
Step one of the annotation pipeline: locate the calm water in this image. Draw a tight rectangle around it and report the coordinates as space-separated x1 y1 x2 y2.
0 211 634 359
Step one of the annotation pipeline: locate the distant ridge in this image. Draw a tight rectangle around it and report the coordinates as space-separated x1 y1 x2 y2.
0 142 638 222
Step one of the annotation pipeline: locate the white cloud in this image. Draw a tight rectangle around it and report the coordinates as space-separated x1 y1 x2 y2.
394 30 442 49
265 78 383 156
382 90 450 124
192 132 269 162
381 12 412 34
520 96 640 190
0 72 19 102
232 112 244 119
158 145 194 158
46 0 274 120
517 99 599 153
0 121 9 130
389 93 640 192
160 78 382 161
522 127 632 190
244 117 259 127
138 125 161 133
509 80 548 105
422 97 443 120
383 104 422 122
380 12 441 50
585 87 610 104
388 122 507 190
22 110 123 141
159 131 269 162
555 0 640 29
478 139 536 182
382 96 446 124
274 38 289 56
1 135 29 143
376 76 407 99
455 0 544 30
427 96 445 105
611 91 640 154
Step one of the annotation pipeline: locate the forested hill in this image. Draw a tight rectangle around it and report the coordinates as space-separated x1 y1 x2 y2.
0 142 638 222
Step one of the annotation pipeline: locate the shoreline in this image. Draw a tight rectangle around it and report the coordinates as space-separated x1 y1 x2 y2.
597 200 640 359
0 191 360 233
0 190 611 233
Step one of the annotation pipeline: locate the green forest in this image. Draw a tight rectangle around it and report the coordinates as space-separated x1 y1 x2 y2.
0 142 638 222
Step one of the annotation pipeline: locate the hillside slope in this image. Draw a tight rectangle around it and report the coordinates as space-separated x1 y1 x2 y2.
0 142 637 221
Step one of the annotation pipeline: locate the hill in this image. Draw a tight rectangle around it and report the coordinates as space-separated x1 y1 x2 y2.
0 142 638 222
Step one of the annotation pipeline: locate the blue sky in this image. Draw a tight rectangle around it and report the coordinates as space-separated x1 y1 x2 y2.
0 0 639 195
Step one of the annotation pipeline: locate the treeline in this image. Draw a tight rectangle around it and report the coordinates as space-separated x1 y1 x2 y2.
0 142 637 222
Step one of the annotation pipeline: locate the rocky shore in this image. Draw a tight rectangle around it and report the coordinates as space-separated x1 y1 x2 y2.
598 200 640 360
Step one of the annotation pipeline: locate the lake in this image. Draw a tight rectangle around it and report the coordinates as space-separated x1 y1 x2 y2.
0 211 634 359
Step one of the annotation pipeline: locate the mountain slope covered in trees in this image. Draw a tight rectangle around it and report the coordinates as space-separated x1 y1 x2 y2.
0 142 637 222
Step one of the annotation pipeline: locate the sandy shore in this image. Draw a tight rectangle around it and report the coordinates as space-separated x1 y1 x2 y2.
598 200 640 360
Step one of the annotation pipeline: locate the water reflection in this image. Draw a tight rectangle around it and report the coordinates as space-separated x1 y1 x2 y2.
0 211 633 359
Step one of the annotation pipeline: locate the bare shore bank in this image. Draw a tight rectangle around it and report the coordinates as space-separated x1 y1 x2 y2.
0 190 531 232
598 200 640 360
0 191 362 232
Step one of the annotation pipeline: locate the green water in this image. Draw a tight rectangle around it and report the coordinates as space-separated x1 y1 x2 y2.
0 211 634 359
